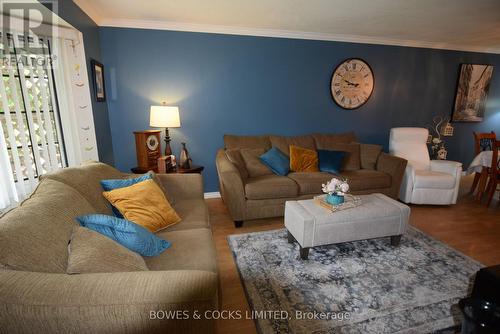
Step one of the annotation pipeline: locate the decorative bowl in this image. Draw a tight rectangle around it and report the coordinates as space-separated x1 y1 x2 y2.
326 193 345 205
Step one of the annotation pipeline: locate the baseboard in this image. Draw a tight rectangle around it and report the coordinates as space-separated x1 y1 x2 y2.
204 192 221 199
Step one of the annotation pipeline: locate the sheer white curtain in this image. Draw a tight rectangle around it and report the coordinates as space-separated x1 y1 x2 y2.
0 33 67 209
0 123 17 209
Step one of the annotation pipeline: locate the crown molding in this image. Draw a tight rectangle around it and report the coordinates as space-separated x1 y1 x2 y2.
98 18 500 54
73 0 103 25
71 1 500 55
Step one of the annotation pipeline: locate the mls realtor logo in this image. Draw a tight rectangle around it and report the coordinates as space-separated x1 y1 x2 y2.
1 0 59 68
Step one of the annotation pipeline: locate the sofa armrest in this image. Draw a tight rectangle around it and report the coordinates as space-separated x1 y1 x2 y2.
430 160 462 204
156 173 204 201
400 163 417 203
376 153 408 199
0 269 217 334
430 160 463 175
216 149 246 221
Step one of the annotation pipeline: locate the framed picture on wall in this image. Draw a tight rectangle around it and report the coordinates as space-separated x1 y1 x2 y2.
451 64 494 122
90 59 106 102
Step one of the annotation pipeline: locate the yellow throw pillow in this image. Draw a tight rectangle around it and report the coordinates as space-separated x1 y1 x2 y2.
289 145 319 172
102 179 181 232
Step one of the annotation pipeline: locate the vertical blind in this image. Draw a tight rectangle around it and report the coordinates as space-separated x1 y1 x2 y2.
0 32 67 209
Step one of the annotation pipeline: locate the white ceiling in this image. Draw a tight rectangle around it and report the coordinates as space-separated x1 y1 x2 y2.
74 0 500 54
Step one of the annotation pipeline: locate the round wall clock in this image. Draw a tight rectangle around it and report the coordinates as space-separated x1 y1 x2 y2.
146 134 159 151
331 58 374 109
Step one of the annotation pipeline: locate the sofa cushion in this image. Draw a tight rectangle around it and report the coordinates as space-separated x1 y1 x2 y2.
101 172 155 218
0 179 96 273
41 161 123 215
67 226 149 274
269 135 316 156
240 148 273 178
103 171 176 204
287 172 334 195
414 170 456 189
341 170 391 191
76 214 171 257
224 134 271 150
289 145 319 172
245 175 298 200
318 142 361 171
103 179 181 233
225 149 249 178
167 199 210 232
360 143 383 170
259 147 290 176
317 149 346 174
145 228 217 273
312 132 358 148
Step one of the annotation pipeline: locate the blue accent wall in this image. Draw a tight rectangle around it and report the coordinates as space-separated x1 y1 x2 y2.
45 0 115 165
100 27 500 192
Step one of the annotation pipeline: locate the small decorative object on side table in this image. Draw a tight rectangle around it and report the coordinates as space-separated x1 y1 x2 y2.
132 130 161 173
157 155 203 174
179 142 192 169
157 155 177 173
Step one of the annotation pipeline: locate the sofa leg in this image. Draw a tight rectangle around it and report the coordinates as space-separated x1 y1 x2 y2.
287 230 295 244
391 235 402 246
234 220 243 228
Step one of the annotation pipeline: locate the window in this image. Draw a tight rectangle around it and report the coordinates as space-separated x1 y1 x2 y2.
1 14 99 212
1 32 67 203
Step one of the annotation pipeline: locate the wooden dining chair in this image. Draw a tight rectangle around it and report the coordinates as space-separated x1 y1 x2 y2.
471 131 497 196
486 140 500 206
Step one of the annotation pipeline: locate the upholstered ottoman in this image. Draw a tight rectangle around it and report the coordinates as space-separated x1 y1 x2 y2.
284 193 410 259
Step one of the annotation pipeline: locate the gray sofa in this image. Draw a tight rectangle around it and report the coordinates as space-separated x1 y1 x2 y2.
216 133 407 227
0 162 218 334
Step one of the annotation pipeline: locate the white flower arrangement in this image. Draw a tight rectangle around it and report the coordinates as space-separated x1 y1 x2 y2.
322 178 350 196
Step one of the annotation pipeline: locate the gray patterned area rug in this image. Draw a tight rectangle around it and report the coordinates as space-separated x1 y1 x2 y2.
228 227 482 334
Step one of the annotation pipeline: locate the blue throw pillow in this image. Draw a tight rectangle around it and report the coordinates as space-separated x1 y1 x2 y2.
100 173 153 217
76 214 170 257
259 147 290 176
317 149 346 174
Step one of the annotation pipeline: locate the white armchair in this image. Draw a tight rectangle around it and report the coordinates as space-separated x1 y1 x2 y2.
389 127 462 205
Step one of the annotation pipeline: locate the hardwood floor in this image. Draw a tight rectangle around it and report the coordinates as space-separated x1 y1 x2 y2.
209 176 500 334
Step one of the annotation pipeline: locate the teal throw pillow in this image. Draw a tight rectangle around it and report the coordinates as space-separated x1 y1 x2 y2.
100 172 153 217
260 147 290 176
318 149 346 174
76 214 170 257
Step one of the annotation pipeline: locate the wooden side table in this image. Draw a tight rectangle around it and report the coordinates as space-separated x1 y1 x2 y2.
131 165 204 174
171 165 204 174
131 166 158 174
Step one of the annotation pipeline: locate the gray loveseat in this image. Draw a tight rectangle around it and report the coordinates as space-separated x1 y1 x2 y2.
0 162 218 334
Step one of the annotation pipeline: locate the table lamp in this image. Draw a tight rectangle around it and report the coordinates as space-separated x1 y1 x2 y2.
150 103 181 156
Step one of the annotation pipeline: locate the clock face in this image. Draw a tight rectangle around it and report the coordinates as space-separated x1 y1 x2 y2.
331 58 374 109
146 135 159 151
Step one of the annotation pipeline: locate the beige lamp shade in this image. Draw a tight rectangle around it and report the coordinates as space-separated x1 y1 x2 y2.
150 105 181 128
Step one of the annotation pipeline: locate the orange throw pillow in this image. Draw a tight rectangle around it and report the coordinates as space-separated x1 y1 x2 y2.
103 179 181 233
289 145 319 172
